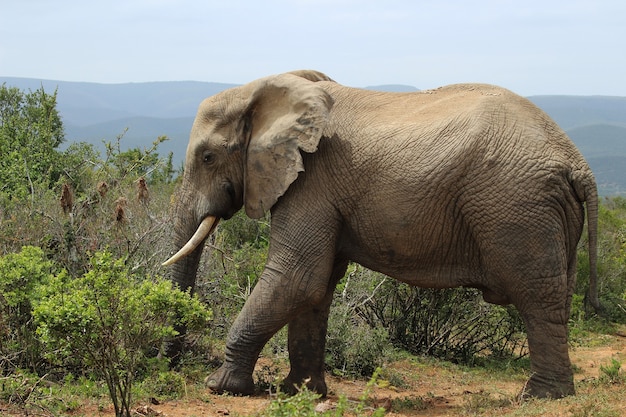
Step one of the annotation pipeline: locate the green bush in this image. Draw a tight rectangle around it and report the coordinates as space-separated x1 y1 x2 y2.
0 84 64 201
143 371 187 400
258 385 322 417
577 197 626 322
0 246 56 371
338 266 527 364
326 302 389 378
34 250 212 417
257 375 386 417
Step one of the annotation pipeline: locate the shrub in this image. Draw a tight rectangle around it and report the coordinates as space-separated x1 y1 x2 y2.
326 302 389 378
257 374 386 417
0 84 64 201
339 265 527 364
577 197 626 322
143 371 187 400
259 385 322 417
34 250 212 417
0 246 55 372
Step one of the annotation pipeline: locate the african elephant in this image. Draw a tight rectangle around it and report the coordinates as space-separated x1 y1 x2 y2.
163 70 600 399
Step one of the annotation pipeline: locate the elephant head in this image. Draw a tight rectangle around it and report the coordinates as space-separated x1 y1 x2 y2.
164 70 334 280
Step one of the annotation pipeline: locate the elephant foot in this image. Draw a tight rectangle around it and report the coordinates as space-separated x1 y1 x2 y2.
206 364 255 396
281 372 327 397
519 374 575 400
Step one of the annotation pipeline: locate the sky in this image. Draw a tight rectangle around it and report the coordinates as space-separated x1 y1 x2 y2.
1 0 625 96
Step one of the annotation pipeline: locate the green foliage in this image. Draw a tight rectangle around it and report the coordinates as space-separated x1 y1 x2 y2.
0 84 65 201
0 370 110 415
259 385 322 417
100 131 176 185
338 266 527 365
599 358 625 385
257 373 386 417
0 84 177 283
58 141 101 195
577 197 626 322
0 246 56 371
326 302 389 378
34 250 212 417
0 83 191 415
142 371 187 400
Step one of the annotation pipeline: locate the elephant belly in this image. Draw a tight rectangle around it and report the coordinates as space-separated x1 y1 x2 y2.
351 254 481 289
338 218 483 289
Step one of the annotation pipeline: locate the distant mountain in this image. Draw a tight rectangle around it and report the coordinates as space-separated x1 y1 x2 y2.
0 76 235 161
528 96 626 130
566 124 626 158
0 77 236 124
2 77 625 195
527 96 626 196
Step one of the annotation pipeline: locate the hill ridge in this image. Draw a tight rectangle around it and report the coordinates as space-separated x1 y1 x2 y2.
2 76 625 196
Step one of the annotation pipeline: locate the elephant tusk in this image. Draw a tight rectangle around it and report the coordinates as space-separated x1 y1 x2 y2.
162 216 220 266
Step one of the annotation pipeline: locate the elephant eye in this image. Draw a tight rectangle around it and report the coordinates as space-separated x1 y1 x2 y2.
202 151 215 164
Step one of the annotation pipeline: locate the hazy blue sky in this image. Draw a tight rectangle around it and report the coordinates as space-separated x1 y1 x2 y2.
1 0 625 96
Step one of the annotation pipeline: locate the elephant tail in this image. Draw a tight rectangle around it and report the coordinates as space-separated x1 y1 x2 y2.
573 168 602 314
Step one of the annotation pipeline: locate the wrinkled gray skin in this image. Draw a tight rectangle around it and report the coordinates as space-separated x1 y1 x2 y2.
166 70 599 399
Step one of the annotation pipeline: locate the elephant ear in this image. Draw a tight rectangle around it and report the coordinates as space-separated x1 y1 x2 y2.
244 74 334 219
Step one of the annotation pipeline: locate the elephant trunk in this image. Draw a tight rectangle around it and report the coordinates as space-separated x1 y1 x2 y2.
164 193 210 362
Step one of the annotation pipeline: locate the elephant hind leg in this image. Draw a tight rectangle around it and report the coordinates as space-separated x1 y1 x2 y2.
514 274 575 399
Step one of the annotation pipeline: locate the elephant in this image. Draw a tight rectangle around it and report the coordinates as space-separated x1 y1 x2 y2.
163 69 600 399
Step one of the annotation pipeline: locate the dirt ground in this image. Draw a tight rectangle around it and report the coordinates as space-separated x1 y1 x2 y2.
120 336 626 416
3 336 626 416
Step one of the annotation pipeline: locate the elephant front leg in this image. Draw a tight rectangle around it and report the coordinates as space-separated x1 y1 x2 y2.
281 260 346 396
206 277 289 395
207 260 341 395
205 299 269 395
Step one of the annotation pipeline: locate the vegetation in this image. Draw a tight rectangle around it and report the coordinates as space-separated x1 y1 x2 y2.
1 83 626 416
0 84 64 201
34 250 211 417
0 84 203 417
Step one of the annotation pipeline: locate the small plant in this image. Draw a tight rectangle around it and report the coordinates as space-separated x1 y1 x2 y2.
462 390 511 414
259 384 322 417
143 371 187 400
354 368 387 417
254 363 283 394
599 358 624 384
389 395 429 412
257 371 387 417
0 370 82 415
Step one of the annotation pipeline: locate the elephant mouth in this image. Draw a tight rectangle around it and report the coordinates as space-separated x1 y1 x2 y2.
162 215 220 266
